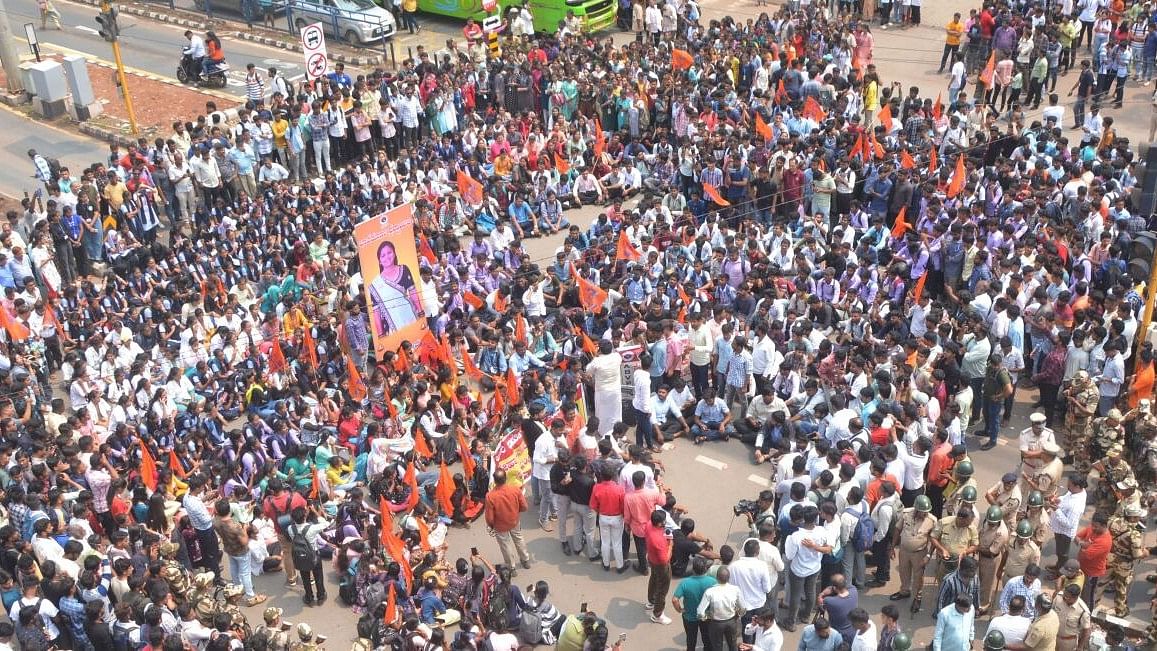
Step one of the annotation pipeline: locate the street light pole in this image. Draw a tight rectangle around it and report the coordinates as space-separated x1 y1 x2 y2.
97 0 138 134
0 0 26 94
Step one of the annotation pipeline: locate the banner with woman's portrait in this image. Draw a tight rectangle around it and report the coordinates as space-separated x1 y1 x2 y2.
355 204 429 358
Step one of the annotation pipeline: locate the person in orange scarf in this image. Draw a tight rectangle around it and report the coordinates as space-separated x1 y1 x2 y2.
1126 345 1155 409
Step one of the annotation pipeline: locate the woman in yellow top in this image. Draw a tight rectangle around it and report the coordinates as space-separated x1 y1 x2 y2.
325 456 358 492
862 70 880 130
271 113 289 163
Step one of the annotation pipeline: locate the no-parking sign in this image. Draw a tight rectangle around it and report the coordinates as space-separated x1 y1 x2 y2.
300 22 328 80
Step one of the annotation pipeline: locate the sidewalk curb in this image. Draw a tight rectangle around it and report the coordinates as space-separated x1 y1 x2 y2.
61 0 383 66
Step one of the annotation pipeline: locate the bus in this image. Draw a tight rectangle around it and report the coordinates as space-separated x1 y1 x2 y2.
415 0 617 35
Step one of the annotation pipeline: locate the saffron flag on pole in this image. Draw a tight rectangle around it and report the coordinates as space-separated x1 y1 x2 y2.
513 315 528 345
946 154 967 198
979 52 995 86
801 96 827 122
383 583 397 624
928 147 939 176
900 149 916 170
616 229 642 261
593 119 605 158
417 233 438 265
890 206 910 239
457 171 485 207
268 338 288 374
462 348 485 380
168 450 187 478
458 431 476 479
554 152 570 176
703 182 730 206
302 327 319 370
878 104 894 132
671 48 694 70
403 462 421 510
913 270 929 303
869 131 885 160
505 367 521 406
755 113 773 141
571 263 608 313
346 355 368 401
416 517 431 551
413 429 434 459
932 92 943 120
435 461 454 516
463 291 485 310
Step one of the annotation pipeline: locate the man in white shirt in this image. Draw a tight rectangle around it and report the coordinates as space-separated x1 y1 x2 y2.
688 313 714 398
632 354 655 450
744 608 784 651
697 566 743 647
530 421 558 531
782 505 832 631
985 594 1032 646
729 539 773 616
1046 475 1087 570
849 607 878 651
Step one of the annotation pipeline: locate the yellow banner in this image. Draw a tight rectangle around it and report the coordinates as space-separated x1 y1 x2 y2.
355 204 429 359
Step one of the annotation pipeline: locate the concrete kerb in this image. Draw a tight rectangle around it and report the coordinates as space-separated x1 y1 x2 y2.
59 0 383 66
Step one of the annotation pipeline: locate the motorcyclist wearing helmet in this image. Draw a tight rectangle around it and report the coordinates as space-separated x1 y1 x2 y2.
891 494 935 613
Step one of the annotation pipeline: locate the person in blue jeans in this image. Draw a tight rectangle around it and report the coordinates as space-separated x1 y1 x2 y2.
691 387 736 444
980 353 1013 451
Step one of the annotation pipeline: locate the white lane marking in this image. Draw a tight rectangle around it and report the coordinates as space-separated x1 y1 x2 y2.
288 73 304 81
694 455 727 471
747 474 770 487
75 25 99 34
227 79 245 87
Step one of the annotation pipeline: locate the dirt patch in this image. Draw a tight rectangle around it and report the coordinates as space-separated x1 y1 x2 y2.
0 52 239 139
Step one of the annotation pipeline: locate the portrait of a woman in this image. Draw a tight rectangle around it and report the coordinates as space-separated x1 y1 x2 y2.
368 240 422 337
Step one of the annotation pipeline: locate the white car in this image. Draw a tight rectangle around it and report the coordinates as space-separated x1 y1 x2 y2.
290 0 396 45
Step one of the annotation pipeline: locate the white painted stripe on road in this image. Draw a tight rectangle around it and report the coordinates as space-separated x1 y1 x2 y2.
747 474 770 487
75 25 99 34
288 74 304 81
694 455 727 471
226 80 245 87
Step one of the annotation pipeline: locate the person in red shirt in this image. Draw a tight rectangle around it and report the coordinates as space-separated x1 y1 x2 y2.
589 466 627 573
484 470 531 570
624 471 666 574
461 18 483 44
924 432 958 518
643 509 674 624
864 459 901 508
1074 512 1112 607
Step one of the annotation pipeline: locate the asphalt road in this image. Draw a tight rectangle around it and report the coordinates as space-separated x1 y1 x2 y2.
0 106 109 198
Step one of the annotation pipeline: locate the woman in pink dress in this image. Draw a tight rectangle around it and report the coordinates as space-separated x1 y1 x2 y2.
854 23 875 71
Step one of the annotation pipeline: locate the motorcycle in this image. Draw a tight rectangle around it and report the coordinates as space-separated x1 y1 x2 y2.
176 51 229 89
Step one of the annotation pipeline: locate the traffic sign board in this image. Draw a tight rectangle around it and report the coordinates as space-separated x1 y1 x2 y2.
306 52 328 80
300 23 325 53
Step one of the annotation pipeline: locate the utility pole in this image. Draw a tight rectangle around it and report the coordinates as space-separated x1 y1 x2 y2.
1138 249 1157 353
0 0 26 94
96 1 138 134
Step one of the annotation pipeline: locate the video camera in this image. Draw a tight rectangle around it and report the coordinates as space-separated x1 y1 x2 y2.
733 499 760 517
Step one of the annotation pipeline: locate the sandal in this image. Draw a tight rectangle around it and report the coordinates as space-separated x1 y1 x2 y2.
246 594 268 606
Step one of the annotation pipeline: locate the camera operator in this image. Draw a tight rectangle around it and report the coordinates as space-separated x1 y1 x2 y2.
742 490 777 538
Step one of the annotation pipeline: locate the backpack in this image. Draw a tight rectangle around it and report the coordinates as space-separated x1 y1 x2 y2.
111 621 144 651
847 506 876 553
338 572 358 606
517 599 543 644
967 22 981 40
269 494 295 535
482 581 510 631
289 523 318 570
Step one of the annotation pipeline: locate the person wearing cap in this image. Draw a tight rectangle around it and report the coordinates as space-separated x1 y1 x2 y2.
931 507 979 581
891 495 935 611
1090 441 1133 515
1090 407 1125 466
1102 504 1146 617
1051 582 1091 651
985 473 1023 532
1061 370 1099 475
250 606 290 650
976 506 1010 615
1021 441 1064 503
1016 412 1055 490
1125 398 1157 486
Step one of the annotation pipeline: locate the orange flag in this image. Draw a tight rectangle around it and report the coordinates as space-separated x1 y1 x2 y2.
801 96 827 122
593 119 605 158
491 386 506 414
396 346 412 373
505 367 521 405
403 462 421 510
416 517 432 551
775 79 787 104
416 330 444 367
979 52 995 86
493 290 508 313
302 327 319 370
890 206 910 239
513 315 528 345
417 233 438 265
435 460 455 516
869 131 885 160
946 154 966 198
755 112 773 141
553 152 570 176
456 171 485 207
268 338 288 374
932 92 943 120
138 439 158 491
878 104 893 132
570 263 608 313
378 506 412 588
43 306 68 342
616 229 642 262
913 270 929 303
671 48 694 70
703 182 730 206
310 467 320 499
441 333 458 384
457 430 476 479
168 450 187 479
900 149 916 170
580 331 598 355
346 355 368 401
928 147 939 175
463 349 485 380
413 430 434 459
382 583 397 624
463 291 485 310
677 283 691 323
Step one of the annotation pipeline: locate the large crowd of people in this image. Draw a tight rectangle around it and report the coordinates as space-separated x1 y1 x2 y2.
5 0 1157 648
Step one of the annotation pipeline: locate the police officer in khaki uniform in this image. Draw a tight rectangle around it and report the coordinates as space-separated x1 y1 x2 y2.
1103 504 1146 617
1018 412 1056 497
977 505 1010 616
1019 490 1051 549
930 506 979 580
1062 371 1099 473
1021 442 1065 501
985 472 1022 531
1053 583 1091 651
1092 409 1125 465
944 460 978 518
1092 444 1134 516
890 494 936 612
158 541 192 604
1001 520 1042 585
1021 593 1060 650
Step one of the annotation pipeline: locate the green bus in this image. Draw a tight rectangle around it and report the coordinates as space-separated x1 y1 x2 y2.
415 0 617 35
